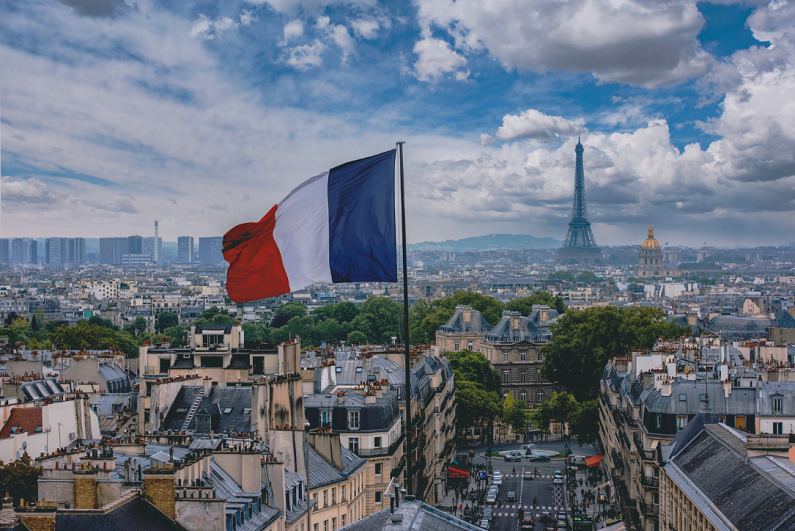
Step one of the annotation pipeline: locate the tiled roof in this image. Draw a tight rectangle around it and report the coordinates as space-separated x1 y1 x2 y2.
0 407 42 439
308 445 366 488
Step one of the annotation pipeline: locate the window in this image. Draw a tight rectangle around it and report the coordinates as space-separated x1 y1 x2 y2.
321 411 330 425
323 490 328 506
375 492 382 504
374 436 382 448
699 394 706 402
223 408 233 414
520 391 527 401
349 411 360 430
679 394 687 402
468 341 473 350
375 463 382 475
324 521 328 531
332 488 336 504
332 518 337 531
537 352 543 362
656 415 661 428
341 515 346 527
454 342 460 351
503 351 509 362
773 422 783 434
519 370 526 382
677 416 687 431
773 397 783 413
537 390 544 402
314 524 318 531
520 351 526 361
503 370 510 383
342 486 346 500
348 437 359 455
537 372 544 382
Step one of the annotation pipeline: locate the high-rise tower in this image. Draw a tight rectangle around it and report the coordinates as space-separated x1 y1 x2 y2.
556 138 603 265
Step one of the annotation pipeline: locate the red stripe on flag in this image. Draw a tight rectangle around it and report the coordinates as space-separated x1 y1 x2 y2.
223 205 291 303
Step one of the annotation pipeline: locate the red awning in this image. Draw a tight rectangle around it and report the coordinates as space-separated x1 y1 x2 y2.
447 466 470 478
585 455 602 468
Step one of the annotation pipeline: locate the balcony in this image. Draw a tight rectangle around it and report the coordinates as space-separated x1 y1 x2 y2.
358 432 405 457
640 475 659 489
639 502 659 516
611 449 624 469
633 433 656 463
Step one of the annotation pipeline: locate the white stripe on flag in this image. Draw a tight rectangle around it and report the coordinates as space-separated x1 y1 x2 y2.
274 171 333 291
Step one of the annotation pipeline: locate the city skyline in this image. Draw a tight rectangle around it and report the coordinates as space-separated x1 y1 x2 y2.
1 0 794 247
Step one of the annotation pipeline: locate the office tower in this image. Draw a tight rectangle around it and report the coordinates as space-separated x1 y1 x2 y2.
128 235 143 255
74 238 86 265
178 236 194 263
99 238 115 264
12 238 37 265
199 237 223 265
0 239 9 265
143 237 162 264
154 221 159 264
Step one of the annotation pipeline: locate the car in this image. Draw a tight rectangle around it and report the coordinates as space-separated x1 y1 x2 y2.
520 515 535 529
485 493 497 505
504 451 524 462
506 491 516 502
482 508 493 521
478 519 490 530
488 485 499 494
553 476 563 484
540 511 553 523
530 454 551 462
556 513 567 521
492 476 502 486
523 471 534 480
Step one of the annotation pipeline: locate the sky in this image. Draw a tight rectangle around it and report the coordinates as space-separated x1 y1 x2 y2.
1 0 794 248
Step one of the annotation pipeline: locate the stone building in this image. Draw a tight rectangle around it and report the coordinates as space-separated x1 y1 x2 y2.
637 223 679 278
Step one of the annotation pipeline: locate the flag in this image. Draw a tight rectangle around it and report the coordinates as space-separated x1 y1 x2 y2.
223 150 397 303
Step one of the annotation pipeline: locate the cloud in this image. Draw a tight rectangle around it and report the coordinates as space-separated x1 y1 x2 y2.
412 37 469 82
351 18 380 39
54 0 130 18
281 19 304 45
206 203 228 211
190 14 238 40
316 16 355 64
243 0 376 16
496 109 585 142
286 39 326 69
413 0 713 88
82 193 138 213
480 134 496 146
240 10 257 26
1 177 59 204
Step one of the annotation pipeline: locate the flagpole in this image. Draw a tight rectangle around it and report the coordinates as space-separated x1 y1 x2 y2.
397 141 413 496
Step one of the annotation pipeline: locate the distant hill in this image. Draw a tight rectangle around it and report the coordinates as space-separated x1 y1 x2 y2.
407 233 561 251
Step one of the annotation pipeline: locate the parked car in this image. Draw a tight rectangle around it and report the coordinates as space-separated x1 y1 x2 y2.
530 454 551 462
478 519 489 530
482 508 493 522
523 471 534 480
506 491 517 502
485 492 498 505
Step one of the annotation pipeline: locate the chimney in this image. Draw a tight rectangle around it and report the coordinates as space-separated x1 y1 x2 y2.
723 379 732 398
462 306 472 324
661 379 672 397
540 305 549 322
307 430 344 472
686 313 697 326
143 468 176 519
510 312 520 330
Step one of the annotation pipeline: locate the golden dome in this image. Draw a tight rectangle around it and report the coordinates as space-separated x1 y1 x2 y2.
642 221 661 250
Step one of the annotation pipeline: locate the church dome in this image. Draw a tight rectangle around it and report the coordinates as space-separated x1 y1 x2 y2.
642 222 661 250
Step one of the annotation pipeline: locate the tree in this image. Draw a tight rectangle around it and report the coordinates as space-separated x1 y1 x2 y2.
568 399 600 446
30 315 39 332
350 297 401 344
3 313 20 327
163 325 186 347
242 323 269 347
198 306 229 321
503 398 530 436
410 299 455 344
312 305 334 322
435 292 505 326
0 456 42 503
541 306 689 400
274 302 308 320
548 271 575 282
211 314 237 325
445 350 501 395
575 271 599 284
134 317 148 336
88 315 117 330
346 331 368 345
505 291 566 316
455 380 502 435
331 302 360 324
156 312 180 333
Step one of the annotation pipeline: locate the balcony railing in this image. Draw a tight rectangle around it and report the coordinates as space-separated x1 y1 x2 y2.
633 433 656 462
639 502 659 516
358 432 405 457
640 475 659 489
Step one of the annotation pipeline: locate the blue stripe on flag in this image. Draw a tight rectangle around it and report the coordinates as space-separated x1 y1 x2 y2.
327 149 397 284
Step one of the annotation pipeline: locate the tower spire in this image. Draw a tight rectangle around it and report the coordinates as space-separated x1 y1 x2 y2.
557 136 600 265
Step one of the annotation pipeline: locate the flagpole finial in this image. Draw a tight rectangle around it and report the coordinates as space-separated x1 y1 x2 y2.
396 141 406 145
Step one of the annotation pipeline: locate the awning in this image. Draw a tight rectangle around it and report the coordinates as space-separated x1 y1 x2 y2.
447 466 470 479
585 455 602 467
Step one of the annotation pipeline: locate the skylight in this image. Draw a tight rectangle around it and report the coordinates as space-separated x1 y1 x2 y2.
223 408 233 414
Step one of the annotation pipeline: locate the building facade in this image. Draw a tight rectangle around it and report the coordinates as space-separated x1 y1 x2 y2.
199 237 224 265
638 223 679 278
178 236 194 263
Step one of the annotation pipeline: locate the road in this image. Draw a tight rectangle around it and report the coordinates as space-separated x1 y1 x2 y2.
488 459 567 531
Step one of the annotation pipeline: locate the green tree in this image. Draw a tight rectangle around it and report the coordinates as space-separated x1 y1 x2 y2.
445 349 501 395
198 306 229 321
541 306 689 400
211 314 237 325
275 302 308 320
346 331 368 345
88 315 117 330
455 380 502 435
156 312 179 333
350 297 401 344
409 299 455 344
505 291 566 316
0 456 42 503
312 305 334 322
134 317 148 335
568 399 600 446
503 398 530 436
575 271 599 284
331 301 360 324
548 270 575 282
435 292 505 326
163 325 186 347
30 315 39 332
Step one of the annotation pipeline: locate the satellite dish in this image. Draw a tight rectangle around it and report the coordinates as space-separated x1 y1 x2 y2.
21 442 27 451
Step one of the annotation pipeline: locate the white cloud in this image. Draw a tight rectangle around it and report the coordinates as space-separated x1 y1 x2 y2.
496 110 585 142
190 14 237 39
413 0 713 88
351 17 379 39
281 19 304 45
243 0 376 16
316 16 355 63
480 134 496 146
412 37 469 82
1 177 59 204
240 10 257 26
286 39 326 69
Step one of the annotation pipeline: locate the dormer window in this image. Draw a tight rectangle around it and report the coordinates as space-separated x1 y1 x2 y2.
773 396 783 413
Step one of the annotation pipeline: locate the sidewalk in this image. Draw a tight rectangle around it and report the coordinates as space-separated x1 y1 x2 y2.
566 466 616 529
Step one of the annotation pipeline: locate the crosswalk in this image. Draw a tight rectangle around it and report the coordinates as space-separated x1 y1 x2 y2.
493 506 568 515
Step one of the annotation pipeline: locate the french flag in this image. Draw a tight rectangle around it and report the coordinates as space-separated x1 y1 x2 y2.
223 150 398 303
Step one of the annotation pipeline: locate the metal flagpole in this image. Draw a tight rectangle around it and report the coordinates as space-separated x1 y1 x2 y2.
397 141 413 496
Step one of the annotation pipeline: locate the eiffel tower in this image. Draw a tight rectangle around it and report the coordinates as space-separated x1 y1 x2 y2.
556 137 603 265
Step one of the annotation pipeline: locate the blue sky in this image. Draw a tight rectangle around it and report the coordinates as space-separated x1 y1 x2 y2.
1 0 794 247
